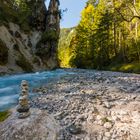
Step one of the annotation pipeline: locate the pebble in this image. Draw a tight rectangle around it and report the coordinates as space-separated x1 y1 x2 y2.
66 124 82 135
104 132 111 138
30 69 140 140
104 102 111 109
87 115 94 123
96 115 102 120
104 122 112 129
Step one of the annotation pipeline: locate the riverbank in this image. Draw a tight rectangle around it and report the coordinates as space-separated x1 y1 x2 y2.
0 69 74 112
31 69 140 140
0 69 140 139
106 62 140 74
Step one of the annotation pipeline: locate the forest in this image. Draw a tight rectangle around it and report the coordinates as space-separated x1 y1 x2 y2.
58 0 140 73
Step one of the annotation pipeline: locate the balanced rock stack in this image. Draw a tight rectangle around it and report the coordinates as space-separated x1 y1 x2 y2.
17 80 30 119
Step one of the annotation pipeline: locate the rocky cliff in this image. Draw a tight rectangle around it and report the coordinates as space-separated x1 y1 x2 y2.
0 0 60 75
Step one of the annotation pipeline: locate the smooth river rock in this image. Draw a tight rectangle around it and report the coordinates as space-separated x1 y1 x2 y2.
0 108 61 140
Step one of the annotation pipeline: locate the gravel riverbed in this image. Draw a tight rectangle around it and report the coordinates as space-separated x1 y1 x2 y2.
31 69 140 140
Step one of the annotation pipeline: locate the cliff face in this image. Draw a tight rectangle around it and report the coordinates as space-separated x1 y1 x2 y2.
36 0 60 69
0 0 60 75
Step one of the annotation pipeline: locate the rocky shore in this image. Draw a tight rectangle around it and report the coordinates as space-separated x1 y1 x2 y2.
30 69 140 140
0 69 140 140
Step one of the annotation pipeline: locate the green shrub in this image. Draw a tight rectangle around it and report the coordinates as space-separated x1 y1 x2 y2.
0 39 8 65
107 62 140 74
0 1 32 32
41 30 58 42
16 54 33 72
0 111 10 122
33 56 40 65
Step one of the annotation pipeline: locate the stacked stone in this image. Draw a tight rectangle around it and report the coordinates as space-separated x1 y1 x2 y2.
17 80 30 119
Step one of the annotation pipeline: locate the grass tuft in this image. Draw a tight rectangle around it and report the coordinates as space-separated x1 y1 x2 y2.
0 111 10 122
107 62 140 74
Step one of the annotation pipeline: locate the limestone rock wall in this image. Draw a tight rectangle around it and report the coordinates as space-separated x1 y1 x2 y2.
36 0 60 69
0 0 60 75
0 23 46 75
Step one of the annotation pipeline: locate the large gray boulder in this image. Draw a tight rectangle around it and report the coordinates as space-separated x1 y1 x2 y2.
0 109 61 140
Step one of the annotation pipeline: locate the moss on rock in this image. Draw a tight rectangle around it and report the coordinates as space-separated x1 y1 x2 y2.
41 30 59 42
0 111 10 122
16 54 33 72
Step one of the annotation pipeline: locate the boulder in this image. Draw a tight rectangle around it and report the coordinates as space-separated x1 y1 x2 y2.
0 109 61 140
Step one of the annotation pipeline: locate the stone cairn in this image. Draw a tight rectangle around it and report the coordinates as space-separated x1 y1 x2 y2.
17 80 30 119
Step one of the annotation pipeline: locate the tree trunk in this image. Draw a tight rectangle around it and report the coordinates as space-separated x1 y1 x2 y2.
134 0 140 61
113 0 118 57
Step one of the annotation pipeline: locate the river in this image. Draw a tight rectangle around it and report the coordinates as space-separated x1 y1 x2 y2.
0 69 74 111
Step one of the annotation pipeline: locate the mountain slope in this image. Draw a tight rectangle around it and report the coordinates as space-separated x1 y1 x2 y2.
58 27 76 67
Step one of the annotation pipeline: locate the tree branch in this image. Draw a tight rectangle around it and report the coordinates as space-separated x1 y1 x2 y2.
115 7 140 22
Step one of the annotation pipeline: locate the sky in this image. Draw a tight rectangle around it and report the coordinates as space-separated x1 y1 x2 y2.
45 0 87 28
